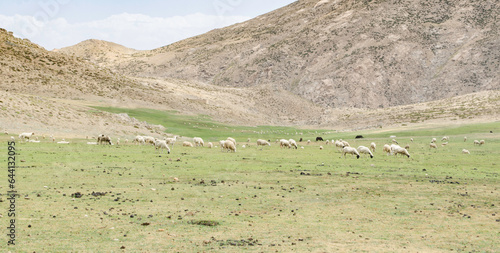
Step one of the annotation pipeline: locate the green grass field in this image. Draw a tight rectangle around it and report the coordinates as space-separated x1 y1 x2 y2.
2 113 499 252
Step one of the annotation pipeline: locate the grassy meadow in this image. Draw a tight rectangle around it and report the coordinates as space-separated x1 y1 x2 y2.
1 113 499 252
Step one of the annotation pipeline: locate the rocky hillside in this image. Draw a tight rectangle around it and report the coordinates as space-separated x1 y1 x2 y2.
62 0 499 109
54 39 138 69
0 28 141 99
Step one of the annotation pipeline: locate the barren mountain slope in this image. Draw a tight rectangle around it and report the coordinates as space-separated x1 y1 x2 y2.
0 28 142 100
68 0 499 109
55 39 138 69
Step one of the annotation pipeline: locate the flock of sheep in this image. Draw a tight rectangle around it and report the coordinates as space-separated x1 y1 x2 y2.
10 131 486 159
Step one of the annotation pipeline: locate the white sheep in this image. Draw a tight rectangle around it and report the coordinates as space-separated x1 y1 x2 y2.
430 143 437 149
341 140 350 147
219 140 226 151
207 142 213 148
462 149 470 154
392 146 410 158
441 142 448 146
143 136 155 145
464 137 467 142
473 140 480 145
392 139 398 144
19 132 35 142
154 140 171 154
165 136 177 147
223 140 237 152
289 139 298 149
116 138 120 146
226 137 236 145
280 139 291 149
319 146 323 150
335 140 345 151
431 138 437 143
370 142 376 152
383 144 391 155
133 136 145 145
182 141 194 147
441 136 449 141
193 137 204 147
10 136 15 142
357 146 374 158
342 147 360 159
307 140 311 145
410 138 414 142
257 139 271 146
405 144 410 150
479 140 485 146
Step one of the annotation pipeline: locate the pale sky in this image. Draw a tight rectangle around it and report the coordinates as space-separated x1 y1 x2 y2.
0 0 296 50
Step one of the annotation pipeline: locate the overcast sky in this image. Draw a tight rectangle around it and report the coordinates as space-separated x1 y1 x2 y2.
0 0 296 50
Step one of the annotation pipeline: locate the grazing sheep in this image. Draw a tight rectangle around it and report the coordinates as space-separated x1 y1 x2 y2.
325 140 330 145
207 142 213 148
280 139 291 149
392 146 410 158
410 138 414 142
342 147 360 159
383 144 392 155
193 137 204 147
133 136 146 145
319 145 323 150
223 140 237 152
97 135 113 145
462 149 470 154
289 139 298 149
341 141 350 147
165 136 177 147
182 141 194 147
247 138 251 143
257 139 271 146
441 142 448 146
143 136 155 145
334 140 346 152
430 143 437 149
479 140 485 146
316 137 324 141
392 139 398 144
154 140 171 154
19 132 35 142
10 136 15 142
405 144 410 150
226 137 236 145
357 146 374 158
431 138 437 143
441 136 449 141
307 140 311 145
473 140 480 145
370 142 376 152
464 137 467 142
219 140 226 151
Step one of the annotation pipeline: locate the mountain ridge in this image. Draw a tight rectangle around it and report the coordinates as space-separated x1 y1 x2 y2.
58 0 499 109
